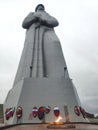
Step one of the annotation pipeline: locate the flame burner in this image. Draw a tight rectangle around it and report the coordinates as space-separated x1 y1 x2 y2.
47 116 75 129
47 124 76 129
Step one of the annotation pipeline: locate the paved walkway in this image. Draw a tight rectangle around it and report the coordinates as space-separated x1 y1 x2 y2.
0 124 98 130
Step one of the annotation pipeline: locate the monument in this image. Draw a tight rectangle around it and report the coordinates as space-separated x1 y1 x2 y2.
4 4 87 124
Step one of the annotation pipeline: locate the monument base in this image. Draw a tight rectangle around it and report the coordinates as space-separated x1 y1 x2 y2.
4 77 86 124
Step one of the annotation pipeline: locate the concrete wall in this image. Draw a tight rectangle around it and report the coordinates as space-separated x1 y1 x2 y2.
4 77 86 124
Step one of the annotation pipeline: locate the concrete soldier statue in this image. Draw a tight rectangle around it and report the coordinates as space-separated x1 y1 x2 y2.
4 4 86 124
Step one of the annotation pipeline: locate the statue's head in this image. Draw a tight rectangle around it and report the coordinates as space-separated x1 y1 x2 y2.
35 4 45 12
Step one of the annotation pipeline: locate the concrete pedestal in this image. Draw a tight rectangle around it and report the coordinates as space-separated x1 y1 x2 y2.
4 77 86 124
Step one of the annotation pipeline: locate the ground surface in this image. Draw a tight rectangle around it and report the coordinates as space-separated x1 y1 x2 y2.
0 123 98 130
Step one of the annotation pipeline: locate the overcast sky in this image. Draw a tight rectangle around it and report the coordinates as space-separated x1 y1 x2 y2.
0 0 98 115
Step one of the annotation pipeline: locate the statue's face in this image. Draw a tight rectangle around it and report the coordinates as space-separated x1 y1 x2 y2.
37 5 44 11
